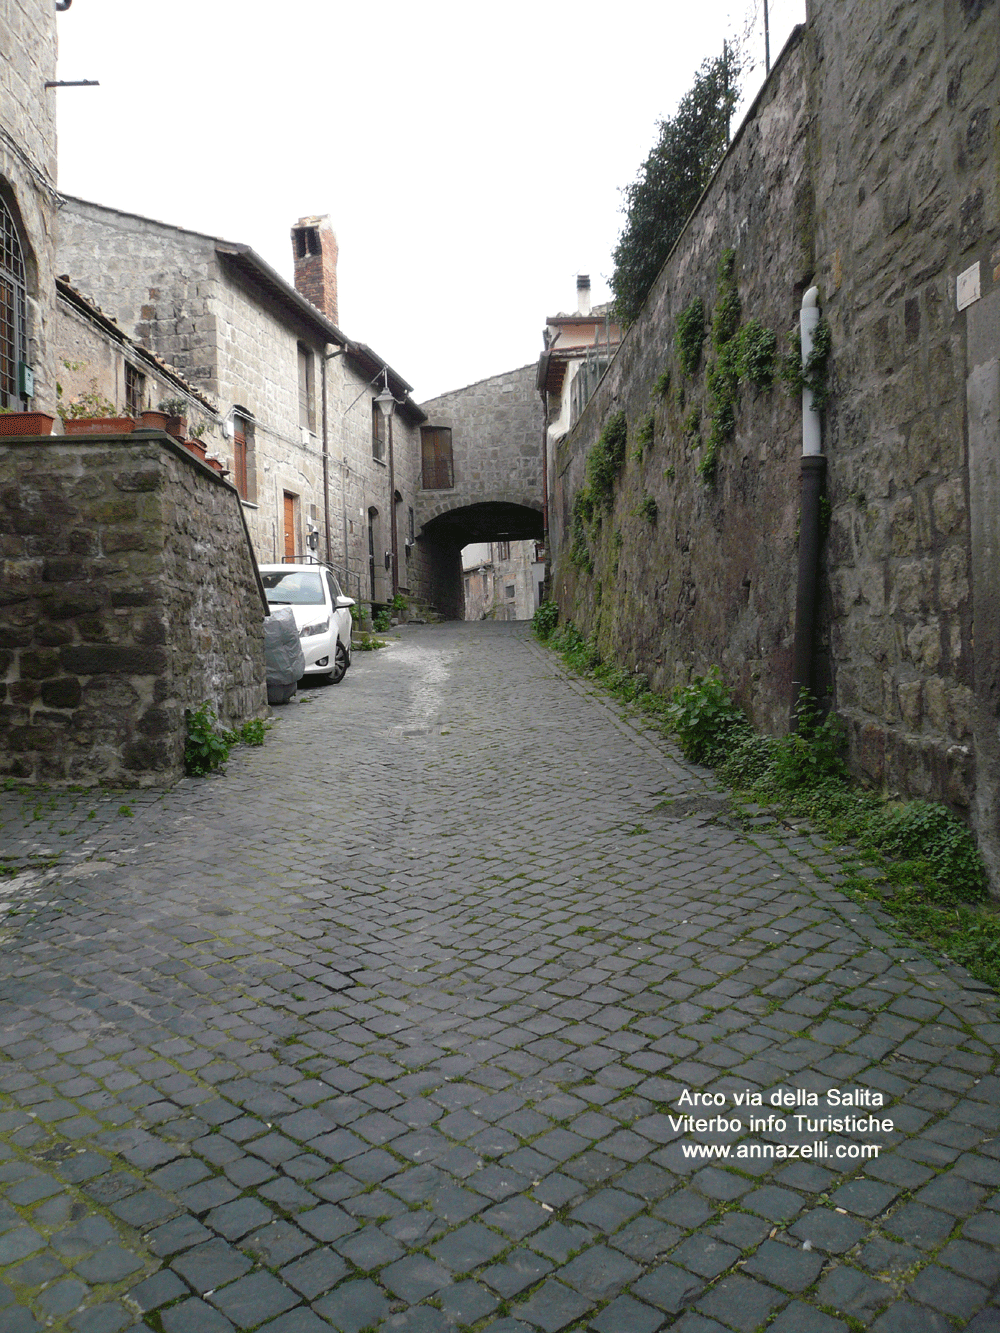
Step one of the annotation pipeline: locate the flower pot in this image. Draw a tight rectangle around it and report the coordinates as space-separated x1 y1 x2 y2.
184 439 208 461
138 410 169 431
64 417 135 435
165 415 187 440
0 412 55 436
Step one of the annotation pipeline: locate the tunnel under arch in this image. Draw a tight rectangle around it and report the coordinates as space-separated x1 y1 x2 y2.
412 500 544 619
420 498 544 547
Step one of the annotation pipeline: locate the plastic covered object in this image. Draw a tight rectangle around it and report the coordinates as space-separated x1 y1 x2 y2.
264 605 305 703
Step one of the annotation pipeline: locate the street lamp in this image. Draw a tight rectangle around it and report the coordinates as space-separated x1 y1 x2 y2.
374 377 399 597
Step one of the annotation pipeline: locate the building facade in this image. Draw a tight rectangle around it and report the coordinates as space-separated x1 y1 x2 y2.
56 201 431 608
0 0 59 420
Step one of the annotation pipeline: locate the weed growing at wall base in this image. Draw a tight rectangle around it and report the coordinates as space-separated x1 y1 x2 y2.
185 705 272 776
541 632 997 988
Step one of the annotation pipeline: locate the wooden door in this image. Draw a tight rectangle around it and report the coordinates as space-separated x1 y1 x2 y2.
283 493 296 561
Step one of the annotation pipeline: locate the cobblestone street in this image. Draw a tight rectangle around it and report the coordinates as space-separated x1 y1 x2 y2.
1 621 1000 1332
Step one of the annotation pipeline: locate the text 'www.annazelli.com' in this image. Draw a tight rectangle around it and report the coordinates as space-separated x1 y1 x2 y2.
680 1140 881 1160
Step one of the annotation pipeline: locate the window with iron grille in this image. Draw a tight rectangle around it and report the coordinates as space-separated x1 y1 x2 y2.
496 541 511 561
421 426 453 489
124 363 145 418
0 198 27 411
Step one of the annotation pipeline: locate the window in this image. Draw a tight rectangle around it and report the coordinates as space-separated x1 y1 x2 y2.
233 411 256 503
505 584 515 599
421 426 453 489
496 541 511 561
0 197 27 411
408 507 415 542
372 399 386 462
298 343 316 432
124 363 145 417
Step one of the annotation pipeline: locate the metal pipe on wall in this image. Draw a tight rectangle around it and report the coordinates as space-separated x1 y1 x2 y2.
790 286 825 730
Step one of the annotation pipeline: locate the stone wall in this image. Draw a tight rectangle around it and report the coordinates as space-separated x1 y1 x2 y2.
553 33 812 737
551 0 1000 872
418 365 545 528
0 432 266 786
1 0 58 414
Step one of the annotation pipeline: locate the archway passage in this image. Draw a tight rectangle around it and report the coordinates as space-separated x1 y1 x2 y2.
413 501 544 619
421 500 543 547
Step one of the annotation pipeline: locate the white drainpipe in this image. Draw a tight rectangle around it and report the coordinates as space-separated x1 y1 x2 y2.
791 285 826 728
800 285 822 456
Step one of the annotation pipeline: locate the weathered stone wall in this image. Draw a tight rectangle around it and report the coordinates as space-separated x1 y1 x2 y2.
552 0 1000 872
54 295 216 432
806 0 999 838
418 365 545 529
1 0 58 414
0 433 266 786
553 33 812 738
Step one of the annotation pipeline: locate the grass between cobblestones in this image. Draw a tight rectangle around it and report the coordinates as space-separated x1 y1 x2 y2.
3 621 1000 1330
535 611 1000 997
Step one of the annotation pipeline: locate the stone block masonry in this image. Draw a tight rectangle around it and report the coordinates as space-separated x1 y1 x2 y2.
0 432 267 786
552 0 1000 876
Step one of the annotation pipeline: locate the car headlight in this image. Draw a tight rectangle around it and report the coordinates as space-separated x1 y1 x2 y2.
300 619 330 638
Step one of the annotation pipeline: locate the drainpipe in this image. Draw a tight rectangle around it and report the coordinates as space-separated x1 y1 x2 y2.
321 350 332 565
790 285 825 730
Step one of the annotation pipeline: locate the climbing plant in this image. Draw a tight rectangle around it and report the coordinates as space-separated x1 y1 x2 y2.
700 249 741 483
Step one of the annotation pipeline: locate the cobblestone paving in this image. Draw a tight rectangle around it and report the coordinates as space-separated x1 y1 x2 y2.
1 621 999 1332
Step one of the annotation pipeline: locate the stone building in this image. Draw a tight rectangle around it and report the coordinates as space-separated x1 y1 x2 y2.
0 0 60 419
462 540 543 621
55 201 434 609
54 277 218 435
551 1 1000 880
537 275 623 478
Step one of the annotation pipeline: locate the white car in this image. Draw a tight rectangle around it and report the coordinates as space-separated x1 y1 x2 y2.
258 563 354 684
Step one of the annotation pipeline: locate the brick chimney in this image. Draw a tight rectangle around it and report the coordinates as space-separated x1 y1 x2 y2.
292 216 339 326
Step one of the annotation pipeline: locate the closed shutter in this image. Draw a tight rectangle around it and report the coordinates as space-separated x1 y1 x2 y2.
421 427 453 489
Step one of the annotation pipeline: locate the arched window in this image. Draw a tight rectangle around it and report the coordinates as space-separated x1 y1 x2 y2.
0 197 27 410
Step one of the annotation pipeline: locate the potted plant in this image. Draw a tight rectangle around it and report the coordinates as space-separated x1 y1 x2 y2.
158 398 188 440
60 383 133 434
137 409 170 431
0 407 55 436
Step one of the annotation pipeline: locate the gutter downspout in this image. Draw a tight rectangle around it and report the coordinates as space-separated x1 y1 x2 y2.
321 349 332 566
790 285 825 730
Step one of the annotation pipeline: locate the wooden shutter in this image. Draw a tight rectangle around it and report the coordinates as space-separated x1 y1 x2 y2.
421 427 453 489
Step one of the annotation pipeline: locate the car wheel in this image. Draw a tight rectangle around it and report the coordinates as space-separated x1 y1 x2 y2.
330 641 349 684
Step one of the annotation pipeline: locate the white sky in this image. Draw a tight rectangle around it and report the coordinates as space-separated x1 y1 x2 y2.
54 0 805 402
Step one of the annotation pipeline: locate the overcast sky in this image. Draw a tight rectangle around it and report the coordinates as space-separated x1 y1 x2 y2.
55 0 805 402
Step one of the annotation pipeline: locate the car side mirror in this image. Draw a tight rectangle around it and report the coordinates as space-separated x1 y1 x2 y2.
335 595 355 609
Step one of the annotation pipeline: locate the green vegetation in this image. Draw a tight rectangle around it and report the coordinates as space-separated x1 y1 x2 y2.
675 297 706 376
611 47 741 327
586 411 629 509
354 633 388 651
184 703 232 776
735 317 777 390
372 607 391 632
184 705 272 776
532 600 559 640
779 318 833 411
634 492 658 524
540 631 997 988
633 413 655 461
700 250 741 483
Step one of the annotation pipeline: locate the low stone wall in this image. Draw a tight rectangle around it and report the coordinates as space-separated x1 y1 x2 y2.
0 431 267 786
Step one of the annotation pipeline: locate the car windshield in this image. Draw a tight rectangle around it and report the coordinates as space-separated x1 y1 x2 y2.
262 571 326 606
